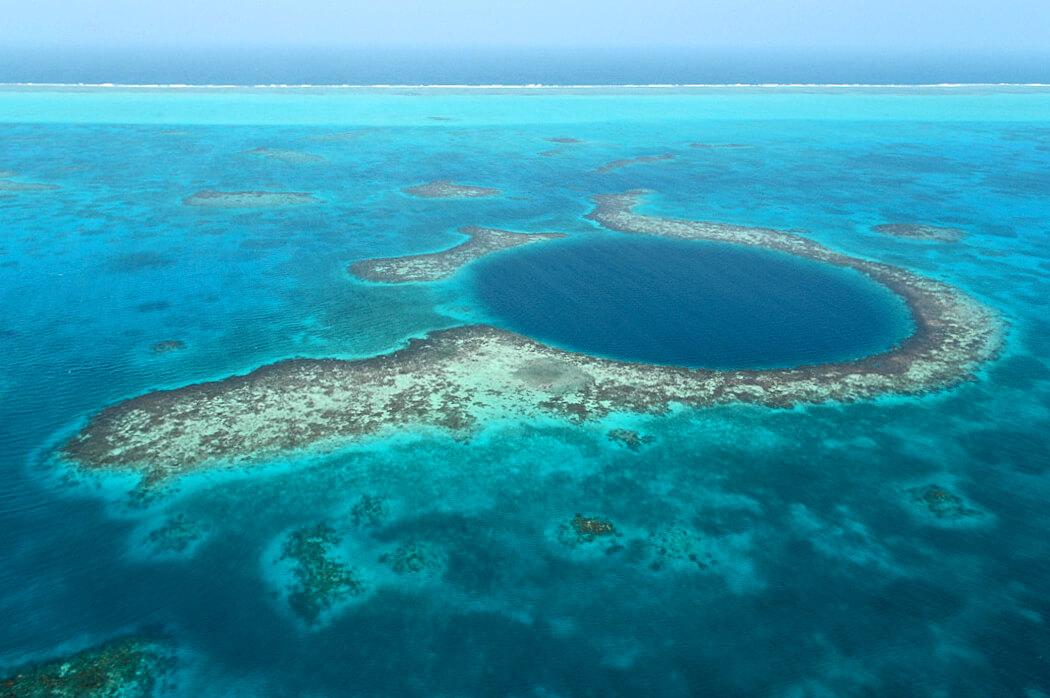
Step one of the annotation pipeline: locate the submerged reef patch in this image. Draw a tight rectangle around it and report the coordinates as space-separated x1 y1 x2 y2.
647 526 719 571
905 484 980 521
145 514 206 556
151 340 186 354
689 143 750 150
379 541 445 576
873 223 966 242
350 494 388 528
349 227 565 283
595 154 674 174
0 178 60 192
242 147 326 164
402 181 500 199
183 190 321 208
63 191 1003 486
606 429 654 451
106 252 173 273
279 523 363 626
0 636 174 698
557 514 619 548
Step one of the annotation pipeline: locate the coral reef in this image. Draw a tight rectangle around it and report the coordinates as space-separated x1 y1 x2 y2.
62 191 1003 487
402 181 500 199
279 524 362 625
0 636 173 698
556 514 617 547
689 143 749 149
906 484 978 519
183 191 320 207
873 223 965 242
595 154 674 174
648 526 717 571
606 429 654 451
350 227 565 283
146 514 204 555
350 494 387 528
379 542 443 575
0 179 59 192
150 340 185 354
243 148 325 164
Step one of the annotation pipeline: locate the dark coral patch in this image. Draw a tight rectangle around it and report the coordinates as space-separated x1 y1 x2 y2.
607 429 654 451
0 636 174 698
280 523 363 625
402 181 500 199
151 340 186 354
596 154 674 174
873 223 965 243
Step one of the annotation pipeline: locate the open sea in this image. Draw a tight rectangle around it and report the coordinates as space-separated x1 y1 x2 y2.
1 82 1050 696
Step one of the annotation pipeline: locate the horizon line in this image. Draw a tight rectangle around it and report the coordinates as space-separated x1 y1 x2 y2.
3 82 1050 90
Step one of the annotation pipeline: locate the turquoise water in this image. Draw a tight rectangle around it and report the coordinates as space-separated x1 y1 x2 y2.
1 86 1049 696
473 235 912 368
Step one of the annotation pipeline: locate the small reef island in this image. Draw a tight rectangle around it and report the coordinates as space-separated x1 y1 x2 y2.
60 191 1003 489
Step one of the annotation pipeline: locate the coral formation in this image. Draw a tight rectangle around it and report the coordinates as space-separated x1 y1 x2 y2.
279 524 362 625
906 484 978 519
183 191 320 207
350 227 565 283
146 514 204 554
606 429 654 451
350 494 387 528
379 542 443 576
0 179 59 192
873 223 966 242
62 191 1003 487
402 181 500 199
151 340 185 354
0 636 173 698
243 148 325 164
595 154 674 174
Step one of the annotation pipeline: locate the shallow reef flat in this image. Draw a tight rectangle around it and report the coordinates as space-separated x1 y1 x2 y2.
62 191 1003 487
874 222 966 242
0 636 173 697
595 153 674 174
402 180 501 199
349 227 565 283
182 190 321 207
242 147 326 164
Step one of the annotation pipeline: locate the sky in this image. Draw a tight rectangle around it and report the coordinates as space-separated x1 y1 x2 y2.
3 0 1050 53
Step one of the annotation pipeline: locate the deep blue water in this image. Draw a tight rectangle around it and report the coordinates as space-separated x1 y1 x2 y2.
474 236 911 368
0 87 1048 696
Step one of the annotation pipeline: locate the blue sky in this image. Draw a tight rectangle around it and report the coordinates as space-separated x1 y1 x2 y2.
4 0 1049 52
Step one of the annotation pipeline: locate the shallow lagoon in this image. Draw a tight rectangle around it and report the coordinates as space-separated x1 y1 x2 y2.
0 86 1049 696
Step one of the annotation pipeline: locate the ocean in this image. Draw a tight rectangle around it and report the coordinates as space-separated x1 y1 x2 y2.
1 84 1049 696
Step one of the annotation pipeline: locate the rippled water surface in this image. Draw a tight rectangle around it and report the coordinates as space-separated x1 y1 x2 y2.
1 86 1049 696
